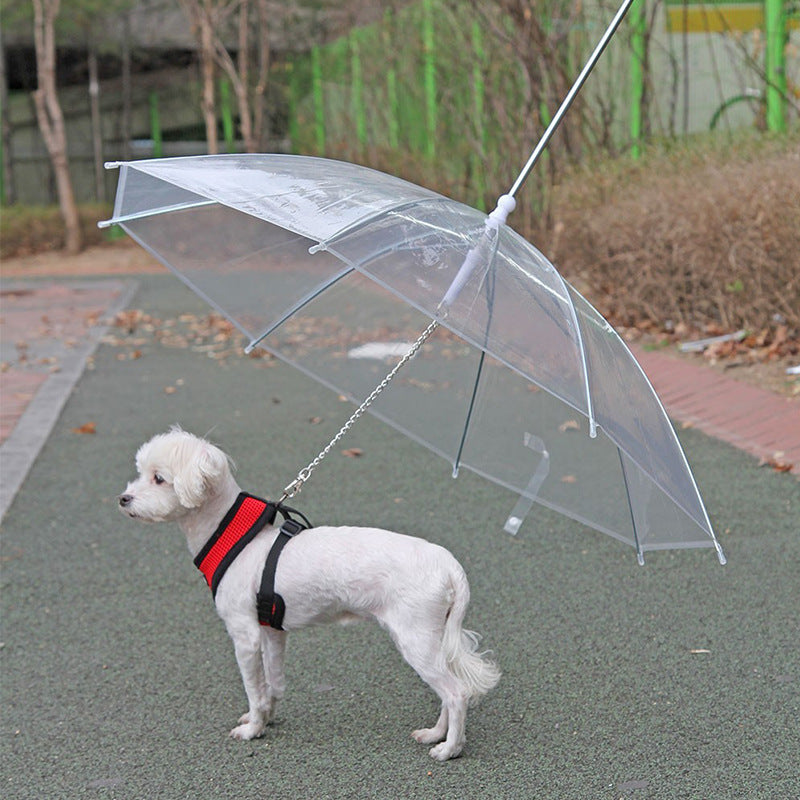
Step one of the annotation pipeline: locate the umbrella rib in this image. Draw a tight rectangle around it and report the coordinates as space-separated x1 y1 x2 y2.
588 303 727 565
98 199 218 228
451 225 501 477
618 447 645 566
330 231 577 328
309 196 454 254
557 279 597 438
243 265 356 353
451 350 486 478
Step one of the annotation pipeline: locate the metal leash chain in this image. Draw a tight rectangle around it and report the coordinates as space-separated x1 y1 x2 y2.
280 318 439 502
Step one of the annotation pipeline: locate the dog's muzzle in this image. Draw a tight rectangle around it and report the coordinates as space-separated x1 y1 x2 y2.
119 494 133 508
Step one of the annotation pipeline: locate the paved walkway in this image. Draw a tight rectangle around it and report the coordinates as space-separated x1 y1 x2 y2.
0 279 797 522
0 279 138 520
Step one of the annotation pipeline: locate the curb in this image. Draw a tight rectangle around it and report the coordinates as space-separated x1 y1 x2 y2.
0 279 140 522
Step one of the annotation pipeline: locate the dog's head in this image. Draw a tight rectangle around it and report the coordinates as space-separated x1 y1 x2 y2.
118 428 232 522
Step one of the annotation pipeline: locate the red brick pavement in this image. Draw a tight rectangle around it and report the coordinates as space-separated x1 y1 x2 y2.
633 346 800 476
0 281 133 445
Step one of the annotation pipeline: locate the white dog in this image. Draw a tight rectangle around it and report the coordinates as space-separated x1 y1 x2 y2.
118 428 500 760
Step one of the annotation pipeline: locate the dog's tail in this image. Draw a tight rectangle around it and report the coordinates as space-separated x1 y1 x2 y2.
442 564 501 705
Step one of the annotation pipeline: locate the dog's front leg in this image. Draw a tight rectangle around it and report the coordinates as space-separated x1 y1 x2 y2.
228 627 270 740
261 628 287 723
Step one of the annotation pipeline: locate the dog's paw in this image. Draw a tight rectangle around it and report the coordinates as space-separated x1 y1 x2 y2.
428 741 463 761
229 721 266 741
411 727 445 745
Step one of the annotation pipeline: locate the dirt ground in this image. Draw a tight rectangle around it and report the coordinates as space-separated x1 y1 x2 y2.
2 239 798 399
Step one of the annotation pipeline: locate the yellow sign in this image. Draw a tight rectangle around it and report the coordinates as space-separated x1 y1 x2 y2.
665 2 798 34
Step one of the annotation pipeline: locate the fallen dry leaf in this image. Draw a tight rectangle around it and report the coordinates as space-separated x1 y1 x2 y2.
558 419 580 433
759 456 794 473
72 422 97 435
561 474 577 483
342 448 363 458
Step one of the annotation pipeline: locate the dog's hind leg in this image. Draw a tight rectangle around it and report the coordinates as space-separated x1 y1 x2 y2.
411 703 448 745
379 611 469 760
228 625 271 740
407 640 468 760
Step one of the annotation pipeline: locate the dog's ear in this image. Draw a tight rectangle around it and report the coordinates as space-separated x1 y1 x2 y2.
173 441 230 509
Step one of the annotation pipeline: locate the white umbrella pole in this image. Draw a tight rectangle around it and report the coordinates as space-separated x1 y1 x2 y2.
507 0 635 198
440 0 634 313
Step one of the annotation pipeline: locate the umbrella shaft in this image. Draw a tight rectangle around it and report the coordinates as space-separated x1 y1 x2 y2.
508 0 634 198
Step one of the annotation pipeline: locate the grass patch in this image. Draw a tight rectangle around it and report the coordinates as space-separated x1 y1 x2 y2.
1 203 112 259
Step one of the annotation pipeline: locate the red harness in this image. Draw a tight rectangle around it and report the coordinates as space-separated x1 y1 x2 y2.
194 493 277 595
194 493 309 630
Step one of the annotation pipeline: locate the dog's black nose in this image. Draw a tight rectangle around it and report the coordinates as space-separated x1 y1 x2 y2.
119 494 133 507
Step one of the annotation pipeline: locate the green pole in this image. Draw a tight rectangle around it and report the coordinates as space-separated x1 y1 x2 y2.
384 9 399 150
312 45 325 155
219 78 235 152
387 68 399 149
765 0 786 133
0 95 4 206
422 0 436 159
350 31 367 151
471 22 486 211
149 91 162 157
630 0 646 158
287 62 299 153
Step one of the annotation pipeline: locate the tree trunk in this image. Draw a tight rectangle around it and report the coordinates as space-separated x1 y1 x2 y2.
199 10 219 154
179 0 219 153
253 0 270 150
121 12 132 161
236 0 254 152
213 0 270 153
32 0 82 254
180 0 271 155
0 32 17 204
88 43 105 202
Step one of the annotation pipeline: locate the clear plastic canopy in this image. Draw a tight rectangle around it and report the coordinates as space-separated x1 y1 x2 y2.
103 154 725 564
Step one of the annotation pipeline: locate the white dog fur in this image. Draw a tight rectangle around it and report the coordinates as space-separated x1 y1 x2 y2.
119 428 500 761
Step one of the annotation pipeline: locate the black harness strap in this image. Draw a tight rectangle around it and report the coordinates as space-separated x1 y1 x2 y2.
194 492 311 629
256 517 307 630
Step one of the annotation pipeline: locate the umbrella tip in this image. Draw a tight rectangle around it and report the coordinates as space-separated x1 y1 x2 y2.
504 516 522 535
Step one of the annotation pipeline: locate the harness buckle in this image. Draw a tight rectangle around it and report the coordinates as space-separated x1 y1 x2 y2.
279 518 305 537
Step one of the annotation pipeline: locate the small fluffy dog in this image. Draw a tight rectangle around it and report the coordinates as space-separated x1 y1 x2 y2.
119 428 500 760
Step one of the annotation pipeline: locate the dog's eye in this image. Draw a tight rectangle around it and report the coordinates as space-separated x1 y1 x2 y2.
154 474 165 485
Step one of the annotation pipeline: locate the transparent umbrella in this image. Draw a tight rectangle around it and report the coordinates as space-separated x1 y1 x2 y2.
100 3 725 566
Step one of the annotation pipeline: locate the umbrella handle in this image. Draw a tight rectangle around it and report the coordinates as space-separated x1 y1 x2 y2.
439 194 516 311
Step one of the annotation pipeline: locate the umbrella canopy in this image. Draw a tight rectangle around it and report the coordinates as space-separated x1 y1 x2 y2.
102 153 725 565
